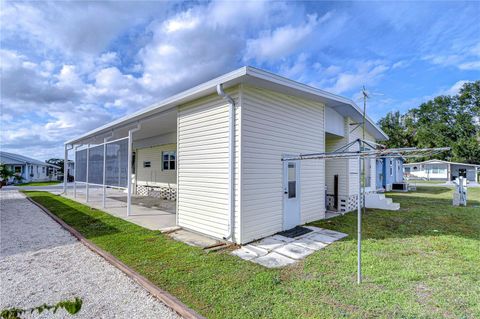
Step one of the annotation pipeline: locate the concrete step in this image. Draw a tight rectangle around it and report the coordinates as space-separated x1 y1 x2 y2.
365 193 400 211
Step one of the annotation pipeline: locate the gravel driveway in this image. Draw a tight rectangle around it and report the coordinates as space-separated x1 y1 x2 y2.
0 190 180 319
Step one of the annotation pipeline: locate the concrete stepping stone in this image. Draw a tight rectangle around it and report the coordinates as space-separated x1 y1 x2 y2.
251 237 284 251
306 232 337 244
274 243 315 260
316 229 348 239
291 237 327 250
231 245 268 260
270 234 295 243
252 252 296 268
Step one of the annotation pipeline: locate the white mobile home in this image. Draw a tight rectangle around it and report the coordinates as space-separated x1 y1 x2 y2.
64 67 387 244
0 151 61 183
404 159 479 183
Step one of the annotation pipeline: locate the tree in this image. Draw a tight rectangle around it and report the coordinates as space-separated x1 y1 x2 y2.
0 165 14 187
378 80 480 163
46 158 64 174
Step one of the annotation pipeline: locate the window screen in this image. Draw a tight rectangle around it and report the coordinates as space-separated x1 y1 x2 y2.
105 139 128 188
75 149 87 182
88 145 104 185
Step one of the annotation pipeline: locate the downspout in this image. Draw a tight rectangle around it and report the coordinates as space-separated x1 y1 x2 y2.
216 83 235 241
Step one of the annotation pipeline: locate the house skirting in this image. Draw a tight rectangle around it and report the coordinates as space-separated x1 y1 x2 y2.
136 185 177 201
327 191 376 212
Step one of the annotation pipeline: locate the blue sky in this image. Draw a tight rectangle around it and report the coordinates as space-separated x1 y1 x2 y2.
1 1 479 160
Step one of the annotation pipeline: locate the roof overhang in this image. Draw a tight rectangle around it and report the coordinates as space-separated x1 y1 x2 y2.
66 66 388 145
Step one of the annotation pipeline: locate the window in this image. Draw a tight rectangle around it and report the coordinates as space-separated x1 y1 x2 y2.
389 159 393 176
42 167 45 173
14 166 22 174
162 151 176 170
288 163 296 198
143 161 151 168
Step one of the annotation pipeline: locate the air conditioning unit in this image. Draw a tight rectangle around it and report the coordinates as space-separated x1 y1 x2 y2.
392 183 408 191
385 184 392 191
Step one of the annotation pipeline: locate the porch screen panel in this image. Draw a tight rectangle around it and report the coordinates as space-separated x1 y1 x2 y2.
88 145 104 185
105 139 128 188
75 149 87 183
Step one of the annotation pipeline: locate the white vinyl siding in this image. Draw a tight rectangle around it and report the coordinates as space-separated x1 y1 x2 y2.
135 144 177 187
240 86 325 243
347 118 377 196
325 117 350 199
177 89 241 241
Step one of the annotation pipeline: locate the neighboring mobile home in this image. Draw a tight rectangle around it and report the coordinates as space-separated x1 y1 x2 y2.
376 157 404 191
0 151 61 183
404 159 479 183
64 66 388 244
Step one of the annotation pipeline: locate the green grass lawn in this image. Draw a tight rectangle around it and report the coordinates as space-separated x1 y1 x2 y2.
24 187 480 319
16 181 61 186
408 180 446 184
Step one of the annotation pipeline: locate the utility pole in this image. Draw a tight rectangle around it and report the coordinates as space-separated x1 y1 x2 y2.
362 86 369 216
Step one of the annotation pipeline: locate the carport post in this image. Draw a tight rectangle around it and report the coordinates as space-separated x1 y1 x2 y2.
127 124 141 216
74 145 80 198
63 145 68 194
103 140 107 208
102 133 113 208
86 144 90 202
357 155 362 284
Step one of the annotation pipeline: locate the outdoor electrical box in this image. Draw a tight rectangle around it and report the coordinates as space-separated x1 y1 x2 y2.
453 177 467 206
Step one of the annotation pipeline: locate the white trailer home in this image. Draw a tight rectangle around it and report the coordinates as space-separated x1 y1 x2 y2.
404 159 479 183
0 151 61 184
64 66 387 244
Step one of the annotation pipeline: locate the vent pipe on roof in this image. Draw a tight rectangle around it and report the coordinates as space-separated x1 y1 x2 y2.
217 83 235 242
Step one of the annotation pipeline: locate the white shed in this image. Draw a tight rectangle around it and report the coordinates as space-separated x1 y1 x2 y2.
64 66 387 244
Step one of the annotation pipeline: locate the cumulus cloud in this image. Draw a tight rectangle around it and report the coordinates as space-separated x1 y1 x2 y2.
0 1 477 160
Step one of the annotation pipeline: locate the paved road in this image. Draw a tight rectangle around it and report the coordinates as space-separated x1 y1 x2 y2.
0 190 180 319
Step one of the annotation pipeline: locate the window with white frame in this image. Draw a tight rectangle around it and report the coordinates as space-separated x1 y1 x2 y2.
389 159 393 175
162 151 176 170
42 167 45 173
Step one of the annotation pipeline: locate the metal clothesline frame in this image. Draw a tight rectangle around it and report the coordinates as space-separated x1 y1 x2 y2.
282 138 450 284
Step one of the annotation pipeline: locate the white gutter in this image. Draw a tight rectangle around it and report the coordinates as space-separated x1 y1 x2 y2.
216 83 235 241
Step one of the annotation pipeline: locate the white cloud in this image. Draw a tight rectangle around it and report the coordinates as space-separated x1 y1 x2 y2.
244 14 320 63
324 61 390 95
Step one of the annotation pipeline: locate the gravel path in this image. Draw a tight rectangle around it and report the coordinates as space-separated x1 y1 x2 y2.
0 190 180 319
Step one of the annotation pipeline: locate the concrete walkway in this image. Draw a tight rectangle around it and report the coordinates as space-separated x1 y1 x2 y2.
3 183 178 231
232 226 347 268
63 186 177 231
0 190 180 319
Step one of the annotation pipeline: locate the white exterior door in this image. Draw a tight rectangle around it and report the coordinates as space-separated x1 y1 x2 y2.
283 160 300 230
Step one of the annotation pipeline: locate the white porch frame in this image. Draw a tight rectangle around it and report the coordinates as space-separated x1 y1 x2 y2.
64 124 140 216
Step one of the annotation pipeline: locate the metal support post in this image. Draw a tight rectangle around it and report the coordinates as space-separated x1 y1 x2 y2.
74 146 79 198
127 123 141 216
86 144 90 202
63 145 68 194
103 138 108 208
357 155 362 284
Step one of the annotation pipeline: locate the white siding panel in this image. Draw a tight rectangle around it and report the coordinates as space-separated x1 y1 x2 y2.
135 143 177 187
177 91 241 241
347 119 377 196
241 86 325 243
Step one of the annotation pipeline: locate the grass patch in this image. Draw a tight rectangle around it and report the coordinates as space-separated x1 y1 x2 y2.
24 187 480 319
408 180 446 184
16 181 61 186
